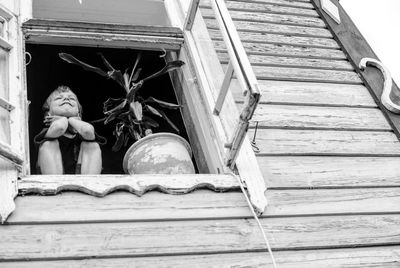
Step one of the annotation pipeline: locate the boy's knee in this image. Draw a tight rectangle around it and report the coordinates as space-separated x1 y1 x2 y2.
81 141 100 153
39 140 60 152
80 125 95 140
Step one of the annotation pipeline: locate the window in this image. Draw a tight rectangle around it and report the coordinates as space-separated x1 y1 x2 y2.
26 44 191 174
22 0 221 174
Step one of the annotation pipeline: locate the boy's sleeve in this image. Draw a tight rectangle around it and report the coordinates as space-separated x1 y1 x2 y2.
33 128 57 146
79 131 107 145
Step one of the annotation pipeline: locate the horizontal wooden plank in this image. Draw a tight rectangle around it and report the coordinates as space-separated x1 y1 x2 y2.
244 105 390 130
259 156 400 188
1 215 399 260
214 40 346 59
201 0 319 17
218 53 353 70
3 246 400 267
248 129 400 155
228 0 315 9
18 174 239 197
208 29 340 49
232 80 376 107
205 18 332 38
8 188 400 223
201 8 325 27
232 65 362 84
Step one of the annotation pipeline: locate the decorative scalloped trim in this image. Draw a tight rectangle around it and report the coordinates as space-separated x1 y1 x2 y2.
18 174 240 197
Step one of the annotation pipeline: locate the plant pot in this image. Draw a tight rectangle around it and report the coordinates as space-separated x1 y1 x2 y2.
123 132 195 174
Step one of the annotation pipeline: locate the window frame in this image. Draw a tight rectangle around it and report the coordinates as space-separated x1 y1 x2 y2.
21 9 226 175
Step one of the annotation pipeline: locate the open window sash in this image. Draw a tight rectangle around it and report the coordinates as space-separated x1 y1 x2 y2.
165 0 268 214
0 1 27 223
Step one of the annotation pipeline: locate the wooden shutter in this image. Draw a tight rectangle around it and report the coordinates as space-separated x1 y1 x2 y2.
0 1 26 223
165 0 268 214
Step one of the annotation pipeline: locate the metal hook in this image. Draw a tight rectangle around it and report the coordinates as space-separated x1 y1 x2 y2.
159 48 167 58
25 52 32 66
251 121 260 153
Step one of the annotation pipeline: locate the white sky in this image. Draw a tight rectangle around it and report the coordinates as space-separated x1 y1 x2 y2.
340 0 400 86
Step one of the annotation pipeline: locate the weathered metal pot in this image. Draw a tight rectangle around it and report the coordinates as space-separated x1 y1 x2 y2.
123 133 195 174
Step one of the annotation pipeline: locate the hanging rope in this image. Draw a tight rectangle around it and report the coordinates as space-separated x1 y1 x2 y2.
231 172 278 268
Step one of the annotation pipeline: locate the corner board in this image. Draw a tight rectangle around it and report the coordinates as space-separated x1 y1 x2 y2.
18 174 240 197
311 0 400 139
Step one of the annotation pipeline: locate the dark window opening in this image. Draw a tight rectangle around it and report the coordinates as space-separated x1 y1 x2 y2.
27 44 192 174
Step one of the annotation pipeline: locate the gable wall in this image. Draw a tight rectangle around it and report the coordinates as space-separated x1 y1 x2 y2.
1 0 400 266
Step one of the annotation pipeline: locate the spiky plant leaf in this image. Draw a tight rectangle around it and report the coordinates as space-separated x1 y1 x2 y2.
59 53 108 77
103 99 127 115
144 97 180 109
158 110 179 133
145 104 162 117
130 101 143 121
98 53 115 72
142 60 184 82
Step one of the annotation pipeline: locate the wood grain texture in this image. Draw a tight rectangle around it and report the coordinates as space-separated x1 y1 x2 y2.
201 8 325 27
214 40 346 59
1 215 399 260
311 0 400 140
232 80 376 107
208 28 340 49
201 0 319 17
2 246 400 267
32 0 170 26
259 156 400 188
8 188 400 223
248 129 400 155
205 18 332 38
18 174 239 197
228 0 315 9
236 65 362 84
219 53 353 70
178 0 268 213
245 105 390 130
0 159 18 224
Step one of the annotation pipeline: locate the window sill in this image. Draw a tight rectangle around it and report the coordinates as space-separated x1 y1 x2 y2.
18 174 240 197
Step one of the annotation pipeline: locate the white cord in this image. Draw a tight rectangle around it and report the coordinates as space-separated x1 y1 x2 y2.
231 172 278 268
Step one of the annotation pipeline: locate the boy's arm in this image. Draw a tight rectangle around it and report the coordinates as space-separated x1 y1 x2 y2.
44 116 69 138
68 117 96 140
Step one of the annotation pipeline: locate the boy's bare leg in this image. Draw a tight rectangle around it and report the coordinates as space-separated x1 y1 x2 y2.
37 140 63 174
78 142 102 174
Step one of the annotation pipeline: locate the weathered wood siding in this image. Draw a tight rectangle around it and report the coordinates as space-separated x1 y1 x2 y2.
1 0 399 267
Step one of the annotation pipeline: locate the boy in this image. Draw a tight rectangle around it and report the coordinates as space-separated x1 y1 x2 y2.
34 86 105 174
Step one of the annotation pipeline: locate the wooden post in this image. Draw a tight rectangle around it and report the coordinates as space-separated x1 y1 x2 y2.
184 0 200 31
312 0 400 140
214 60 234 115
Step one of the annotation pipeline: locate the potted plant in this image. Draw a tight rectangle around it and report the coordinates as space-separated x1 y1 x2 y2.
59 52 195 174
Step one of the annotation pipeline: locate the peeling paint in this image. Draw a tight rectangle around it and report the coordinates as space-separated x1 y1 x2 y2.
123 133 195 174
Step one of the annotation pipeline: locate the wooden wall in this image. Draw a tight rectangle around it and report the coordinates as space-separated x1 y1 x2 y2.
32 0 170 26
1 0 399 266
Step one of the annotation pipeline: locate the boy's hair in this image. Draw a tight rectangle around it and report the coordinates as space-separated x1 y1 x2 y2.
42 85 83 117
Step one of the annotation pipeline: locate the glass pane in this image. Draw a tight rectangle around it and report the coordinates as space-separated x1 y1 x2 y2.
0 106 10 144
33 0 170 26
0 48 8 99
0 21 4 38
0 48 10 144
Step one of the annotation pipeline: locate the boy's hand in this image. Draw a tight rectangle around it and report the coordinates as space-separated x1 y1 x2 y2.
68 116 82 121
68 117 95 140
44 115 66 127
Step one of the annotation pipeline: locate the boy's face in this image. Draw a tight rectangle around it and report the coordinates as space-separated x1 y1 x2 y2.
48 90 80 118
